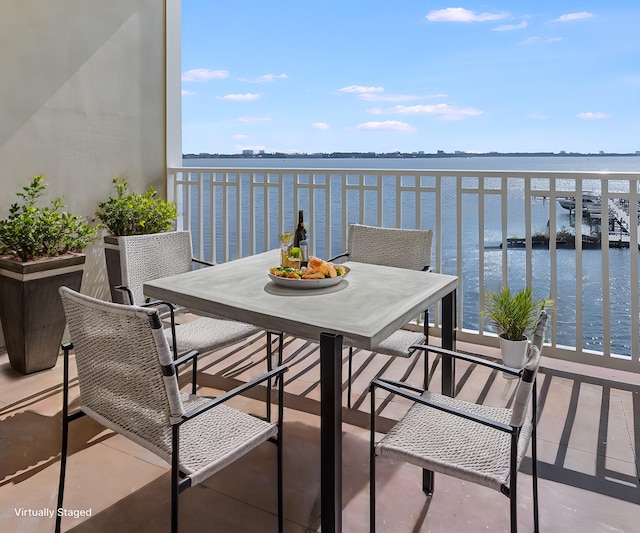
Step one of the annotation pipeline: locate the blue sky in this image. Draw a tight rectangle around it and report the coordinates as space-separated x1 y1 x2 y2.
181 1 639 155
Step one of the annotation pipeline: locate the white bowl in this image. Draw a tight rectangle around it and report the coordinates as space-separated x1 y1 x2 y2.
267 266 349 289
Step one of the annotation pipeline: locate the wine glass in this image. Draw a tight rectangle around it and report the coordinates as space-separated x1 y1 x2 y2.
279 232 293 267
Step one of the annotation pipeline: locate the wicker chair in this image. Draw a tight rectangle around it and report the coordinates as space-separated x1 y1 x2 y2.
116 231 283 382
369 311 548 533
330 224 434 408
56 286 287 533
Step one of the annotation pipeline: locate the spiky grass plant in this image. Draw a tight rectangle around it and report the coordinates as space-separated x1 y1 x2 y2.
483 286 552 341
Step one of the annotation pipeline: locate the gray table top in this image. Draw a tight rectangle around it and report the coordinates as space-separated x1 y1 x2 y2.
143 250 457 350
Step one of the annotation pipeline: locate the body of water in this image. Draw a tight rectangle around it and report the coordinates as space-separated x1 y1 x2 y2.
183 156 640 356
184 154 640 173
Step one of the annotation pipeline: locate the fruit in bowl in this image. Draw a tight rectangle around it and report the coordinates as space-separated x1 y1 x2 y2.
270 257 347 280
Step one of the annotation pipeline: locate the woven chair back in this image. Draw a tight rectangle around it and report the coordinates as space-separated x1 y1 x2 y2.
509 344 541 428
347 224 433 271
59 286 185 461
509 311 547 427
530 310 547 352
119 231 194 305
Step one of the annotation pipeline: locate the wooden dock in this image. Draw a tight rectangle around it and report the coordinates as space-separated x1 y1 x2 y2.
607 199 640 247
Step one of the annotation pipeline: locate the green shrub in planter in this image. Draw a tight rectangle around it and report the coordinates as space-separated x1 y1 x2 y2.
95 177 177 236
0 175 98 261
0 175 98 373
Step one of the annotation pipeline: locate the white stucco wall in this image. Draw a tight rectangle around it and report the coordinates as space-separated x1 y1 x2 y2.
0 0 170 348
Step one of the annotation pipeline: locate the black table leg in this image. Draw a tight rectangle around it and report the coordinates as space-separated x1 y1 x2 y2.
320 332 343 533
441 289 457 397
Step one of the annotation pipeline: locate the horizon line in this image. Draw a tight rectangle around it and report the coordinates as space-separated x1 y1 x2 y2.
184 150 640 158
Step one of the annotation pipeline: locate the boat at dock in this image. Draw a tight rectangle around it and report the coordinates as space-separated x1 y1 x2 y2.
585 202 603 218
558 192 600 212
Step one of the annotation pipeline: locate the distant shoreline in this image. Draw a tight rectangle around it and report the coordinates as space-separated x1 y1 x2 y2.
184 151 639 160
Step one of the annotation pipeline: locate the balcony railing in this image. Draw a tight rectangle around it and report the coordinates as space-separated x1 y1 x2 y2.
167 166 640 372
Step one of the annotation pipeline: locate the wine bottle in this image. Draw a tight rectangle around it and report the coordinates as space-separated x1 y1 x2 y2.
293 209 307 248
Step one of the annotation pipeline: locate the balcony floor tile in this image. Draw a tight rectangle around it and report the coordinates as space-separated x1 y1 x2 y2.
0 333 638 532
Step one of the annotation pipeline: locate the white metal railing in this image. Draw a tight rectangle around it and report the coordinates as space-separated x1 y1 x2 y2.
167 166 640 372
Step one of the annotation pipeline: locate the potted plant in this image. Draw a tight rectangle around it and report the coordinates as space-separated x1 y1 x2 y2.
0 175 99 374
94 177 178 302
483 286 551 374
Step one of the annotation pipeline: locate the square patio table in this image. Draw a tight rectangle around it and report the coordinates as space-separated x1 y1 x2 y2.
144 249 458 532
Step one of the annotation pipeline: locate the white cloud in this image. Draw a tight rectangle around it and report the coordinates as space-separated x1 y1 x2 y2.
182 68 229 82
366 107 384 115
239 73 289 83
338 85 384 94
312 122 330 130
492 21 527 31
339 85 445 103
217 93 262 101
355 120 416 132
237 116 272 123
392 104 483 120
359 92 422 102
426 8 510 23
521 36 563 45
182 90 197 97
527 112 549 120
577 112 610 119
552 12 595 23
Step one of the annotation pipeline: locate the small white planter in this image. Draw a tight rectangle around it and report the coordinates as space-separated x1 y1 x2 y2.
498 335 529 378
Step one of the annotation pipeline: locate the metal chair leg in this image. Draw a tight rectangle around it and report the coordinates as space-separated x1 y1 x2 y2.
277 360 285 533
266 332 285 423
370 383 377 532
423 309 430 390
266 332 273 422
191 353 198 395
532 382 540 532
171 426 180 533
510 493 518 533
347 346 354 408
55 345 72 533
422 468 434 496
55 434 67 533
423 350 430 390
510 434 519 533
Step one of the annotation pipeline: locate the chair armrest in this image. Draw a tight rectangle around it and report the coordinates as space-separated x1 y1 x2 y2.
410 344 521 378
140 299 177 312
192 257 215 267
370 377 513 433
327 251 349 263
115 285 134 305
138 299 178 355
173 349 199 368
115 285 178 313
370 377 425 396
180 364 289 421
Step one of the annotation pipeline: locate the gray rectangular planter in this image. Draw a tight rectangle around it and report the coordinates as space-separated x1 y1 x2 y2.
0 253 85 374
103 235 125 304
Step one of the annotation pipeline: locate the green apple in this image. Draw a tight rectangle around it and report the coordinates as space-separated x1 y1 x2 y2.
289 247 301 258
